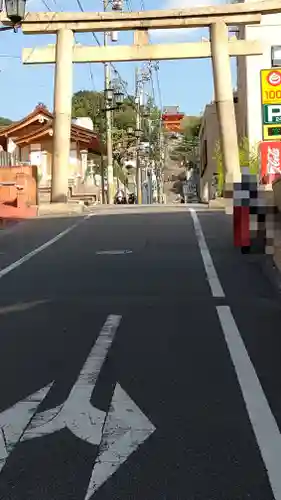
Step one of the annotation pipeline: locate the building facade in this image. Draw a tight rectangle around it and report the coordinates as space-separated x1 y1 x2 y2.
0 104 104 186
199 97 239 202
199 7 281 201
162 106 185 133
236 10 281 147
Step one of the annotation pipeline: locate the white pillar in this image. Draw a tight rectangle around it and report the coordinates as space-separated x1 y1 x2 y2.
210 21 241 190
51 28 74 203
41 150 48 185
80 149 88 180
200 176 210 203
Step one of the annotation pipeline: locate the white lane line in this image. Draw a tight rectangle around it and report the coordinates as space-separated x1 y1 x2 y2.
0 218 87 280
189 207 225 298
217 305 281 500
96 250 133 255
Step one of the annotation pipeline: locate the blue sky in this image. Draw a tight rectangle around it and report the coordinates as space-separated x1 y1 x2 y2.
0 0 236 120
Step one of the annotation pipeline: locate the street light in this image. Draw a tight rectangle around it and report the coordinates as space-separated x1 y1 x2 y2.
5 0 26 25
103 87 124 112
112 0 123 10
114 90 124 106
104 87 114 102
141 106 150 118
135 128 142 139
127 126 134 135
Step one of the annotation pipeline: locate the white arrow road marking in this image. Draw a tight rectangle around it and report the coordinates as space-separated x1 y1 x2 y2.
22 314 121 445
85 383 156 500
0 313 156 497
0 382 53 472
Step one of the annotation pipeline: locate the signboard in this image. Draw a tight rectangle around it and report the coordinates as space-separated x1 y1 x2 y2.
263 124 281 141
261 69 281 139
263 104 281 123
261 69 281 104
260 141 281 184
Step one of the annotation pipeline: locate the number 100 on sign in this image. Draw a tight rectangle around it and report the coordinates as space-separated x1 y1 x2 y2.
264 90 281 101
261 69 281 104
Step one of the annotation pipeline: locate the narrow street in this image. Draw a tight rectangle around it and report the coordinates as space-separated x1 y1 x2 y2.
0 205 281 500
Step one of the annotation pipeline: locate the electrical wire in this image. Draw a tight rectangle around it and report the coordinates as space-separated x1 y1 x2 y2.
73 0 140 111
42 0 97 90
0 54 20 58
40 0 153 119
155 64 163 112
26 0 96 91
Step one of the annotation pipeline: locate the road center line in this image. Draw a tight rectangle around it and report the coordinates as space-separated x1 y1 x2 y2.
189 208 225 298
217 305 281 500
0 217 87 280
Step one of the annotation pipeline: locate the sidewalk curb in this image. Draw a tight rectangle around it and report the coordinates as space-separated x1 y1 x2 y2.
36 202 87 217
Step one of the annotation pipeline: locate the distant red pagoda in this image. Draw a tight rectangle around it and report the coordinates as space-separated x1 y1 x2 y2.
161 106 185 132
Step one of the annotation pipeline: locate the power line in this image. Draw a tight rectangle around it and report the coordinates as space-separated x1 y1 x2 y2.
125 0 133 12
35 0 96 91
74 0 102 47
0 54 20 58
73 0 138 108
155 65 163 112
23 9 60 64
43 0 96 90
41 0 151 118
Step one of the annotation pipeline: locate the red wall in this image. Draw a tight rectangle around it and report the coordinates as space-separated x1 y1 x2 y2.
0 165 38 207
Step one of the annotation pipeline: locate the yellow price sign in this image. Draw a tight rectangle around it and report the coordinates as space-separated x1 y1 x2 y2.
261 69 281 104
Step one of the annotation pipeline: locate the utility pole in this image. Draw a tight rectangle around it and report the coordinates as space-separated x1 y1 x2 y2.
135 67 142 205
157 123 164 204
103 0 114 204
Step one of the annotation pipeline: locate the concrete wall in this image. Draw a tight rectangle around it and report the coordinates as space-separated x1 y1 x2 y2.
25 139 84 185
199 103 219 202
199 100 239 202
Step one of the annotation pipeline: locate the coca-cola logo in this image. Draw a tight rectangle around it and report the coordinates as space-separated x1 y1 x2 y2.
267 146 281 174
267 71 281 86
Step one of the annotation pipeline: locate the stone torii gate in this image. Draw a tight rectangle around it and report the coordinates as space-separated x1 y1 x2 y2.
1 0 280 203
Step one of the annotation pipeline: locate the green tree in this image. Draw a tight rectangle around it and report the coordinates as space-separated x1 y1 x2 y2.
213 136 259 195
169 116 201 165
72 90 138 134
72 90 106 133
72 89 161 139
0 116 12 126
181 115 201 138
72 89 161 183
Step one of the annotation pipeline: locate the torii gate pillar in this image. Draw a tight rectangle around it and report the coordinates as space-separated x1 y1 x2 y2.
51 28 74 203
210 20 241 191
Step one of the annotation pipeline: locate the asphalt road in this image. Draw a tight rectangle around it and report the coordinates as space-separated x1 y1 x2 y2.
0 204 281 500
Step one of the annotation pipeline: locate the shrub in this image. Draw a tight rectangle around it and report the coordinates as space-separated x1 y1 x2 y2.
213 137 259 195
